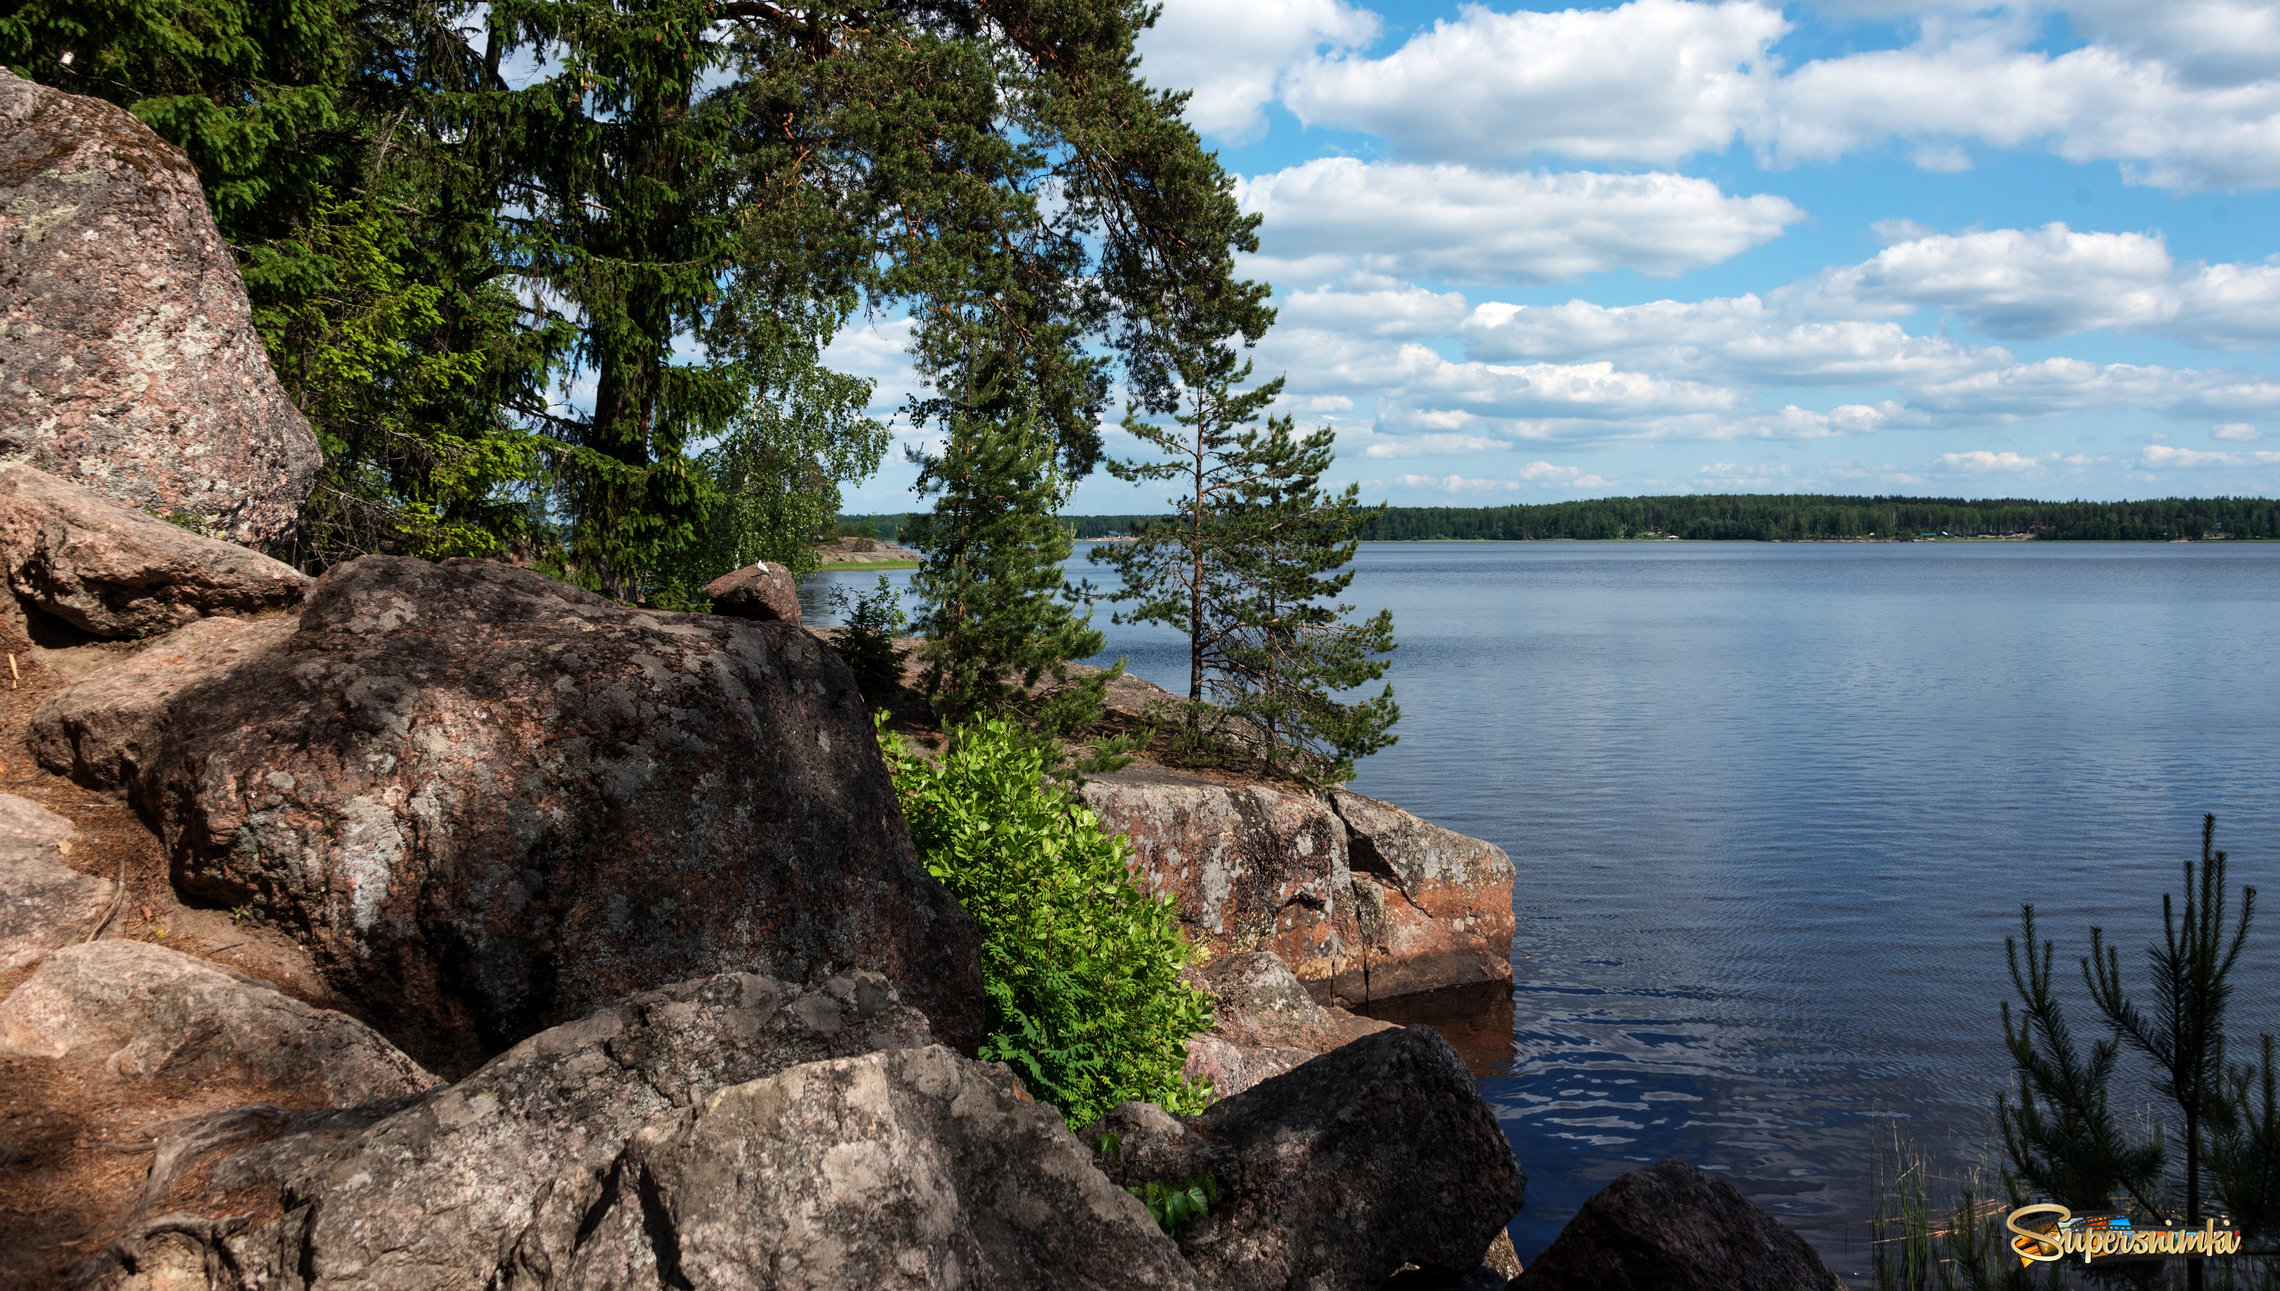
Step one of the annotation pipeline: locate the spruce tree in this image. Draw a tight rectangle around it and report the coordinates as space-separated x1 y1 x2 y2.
19 0 1272 591
905 364 1113 738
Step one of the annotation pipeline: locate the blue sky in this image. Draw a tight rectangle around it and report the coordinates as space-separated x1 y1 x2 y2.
832 0 2280 512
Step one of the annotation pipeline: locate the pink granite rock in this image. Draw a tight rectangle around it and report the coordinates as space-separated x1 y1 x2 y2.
0 69 320 550
1080 765 1351 992
1330 789 1516 1002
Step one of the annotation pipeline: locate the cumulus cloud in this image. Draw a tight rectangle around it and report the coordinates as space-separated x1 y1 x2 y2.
1931 449 2100 472
1279 281 1472 339
1281 0 1786 163
2213 422 2262 440
1237 159 1803 284
1136 0 1378 141
1395 464 1615 491
1786 224 2176 337
1442 227 2280 388
2140 443 2280 467
1457 295 2012 384
821 316 923 417
1764 27 2280 188
1361 432 1509 458
1689 460 1793 489
1912 358 2280 421
1267 0 2280 189
2061 0 2280 88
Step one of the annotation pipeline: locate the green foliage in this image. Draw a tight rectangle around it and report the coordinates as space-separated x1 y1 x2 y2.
13 0 1272 589
255 187 552 565
879 715 1212 1129
831 576 908 704
1131 1175 1220 1235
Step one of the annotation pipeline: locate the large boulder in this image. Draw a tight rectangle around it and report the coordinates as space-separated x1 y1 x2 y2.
1088 1026 1524 1291
31 614 296 789
1082 765 1352 995
0 939 433 1106
703 560 801 624
46 555 982 1071
1328 791 1515 1001
0 464 310 637
0 70 320 549
552 1044 1200 1290
196 972 936 1289
93 972 1199 1291
1512 1159 1843 1291
0 791 110 970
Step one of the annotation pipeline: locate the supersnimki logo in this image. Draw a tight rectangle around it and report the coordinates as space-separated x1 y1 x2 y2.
2005 1204 2244 1266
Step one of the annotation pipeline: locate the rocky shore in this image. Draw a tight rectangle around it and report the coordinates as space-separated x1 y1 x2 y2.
0 66 1846 1291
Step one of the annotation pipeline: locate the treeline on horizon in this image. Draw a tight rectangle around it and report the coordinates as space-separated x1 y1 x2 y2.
840 494 2280 543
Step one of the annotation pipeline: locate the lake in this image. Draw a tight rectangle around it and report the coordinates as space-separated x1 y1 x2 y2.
802 540 2280 1281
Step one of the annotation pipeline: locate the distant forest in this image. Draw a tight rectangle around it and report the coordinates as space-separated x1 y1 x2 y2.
840 495 2280 543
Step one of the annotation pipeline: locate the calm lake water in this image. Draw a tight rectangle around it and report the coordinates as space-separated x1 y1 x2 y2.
804 541 2280 1281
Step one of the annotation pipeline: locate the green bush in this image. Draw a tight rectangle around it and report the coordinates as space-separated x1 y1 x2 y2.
879 716 1213 1127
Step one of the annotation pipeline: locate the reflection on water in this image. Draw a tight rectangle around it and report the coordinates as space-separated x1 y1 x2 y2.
1353 981 1517 1079
807 541 2280 1284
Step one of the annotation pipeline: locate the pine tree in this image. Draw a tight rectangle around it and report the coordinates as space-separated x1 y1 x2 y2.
1215 416 1399 784
1995 815 2275 1291
2083 814 2258 1291
1097 352 1397 785
1094 347 1283 706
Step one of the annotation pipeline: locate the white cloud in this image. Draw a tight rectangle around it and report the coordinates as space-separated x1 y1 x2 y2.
1458 295 2010 384
2140 443 2280 467
1238 160 1803 284
1690 460 1793 489
1933 449 2098 472
2037 0 2280 90
822 316 922 416
1760 225 2280 347
1267 0 2280 189
1395 464 1616 491
1361 432 1508 458
1281 0 1786 164
1912 358 2280 420
1136 0 1378 141
1280 282 1472 339
1790 224 2176 338
2214 421 2262 440
1758 31 2280 189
